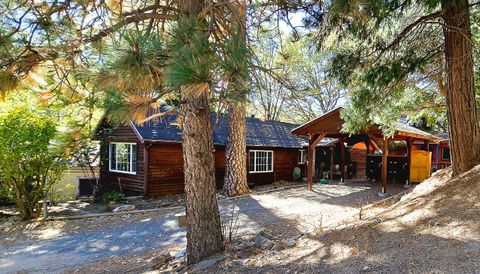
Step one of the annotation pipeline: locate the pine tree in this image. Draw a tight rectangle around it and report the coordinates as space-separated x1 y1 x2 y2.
294 0 480 175
222 0 250 197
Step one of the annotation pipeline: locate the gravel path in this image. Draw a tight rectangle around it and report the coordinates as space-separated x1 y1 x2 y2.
0 181 405 273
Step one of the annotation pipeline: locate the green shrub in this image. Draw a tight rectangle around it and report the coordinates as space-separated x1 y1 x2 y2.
0 106 66 220
0 182 13 206
101 191 125 204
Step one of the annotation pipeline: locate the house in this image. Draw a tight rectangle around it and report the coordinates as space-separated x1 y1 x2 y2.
291 107 444 193
50 150 100 201
95 112 307 197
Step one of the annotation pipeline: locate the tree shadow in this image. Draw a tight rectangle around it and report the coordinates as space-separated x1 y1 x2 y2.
212 169 480 273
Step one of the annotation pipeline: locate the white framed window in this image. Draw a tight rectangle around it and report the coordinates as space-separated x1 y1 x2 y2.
298 149 307 164
249 150 273 173
109 142 137 174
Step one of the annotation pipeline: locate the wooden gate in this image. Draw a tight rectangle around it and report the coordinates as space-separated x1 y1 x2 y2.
410 150 432 183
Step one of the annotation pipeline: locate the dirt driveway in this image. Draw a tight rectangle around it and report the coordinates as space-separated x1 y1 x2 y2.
0 181 405 274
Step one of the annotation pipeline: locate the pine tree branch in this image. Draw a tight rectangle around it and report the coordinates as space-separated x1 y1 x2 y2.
84 13 177 43
376 11 442 59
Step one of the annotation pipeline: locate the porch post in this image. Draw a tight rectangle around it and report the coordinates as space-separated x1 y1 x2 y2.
307 133 326 190
424 140 430 152
307 135 314 190
340 137 346 182
330 147 334 180
407 138 413 184
381 136 389 194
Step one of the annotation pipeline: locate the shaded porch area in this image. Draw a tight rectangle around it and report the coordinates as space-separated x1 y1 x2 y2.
292 108 444 194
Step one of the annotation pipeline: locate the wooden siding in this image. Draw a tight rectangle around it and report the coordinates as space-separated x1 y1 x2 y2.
146 144 227 196
145 143 301 196
98 123 303 196
99 124 145 195
247 148 299 185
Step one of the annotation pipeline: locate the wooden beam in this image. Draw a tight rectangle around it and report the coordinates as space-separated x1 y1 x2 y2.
381 136 389 193
340 137 346 182
367 134 382 152
310 133 327 150
306 133 326 189
365 136 370 155
407 138 413 184
330 147 334 180
424 140 430 152
307 136 315 190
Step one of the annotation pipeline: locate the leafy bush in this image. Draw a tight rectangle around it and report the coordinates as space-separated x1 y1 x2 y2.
101 191 125 204
0 106 66 220
0 182 13 206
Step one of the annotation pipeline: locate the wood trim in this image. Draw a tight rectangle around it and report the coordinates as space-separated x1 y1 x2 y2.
129 120 144 143
291 107 342 135
143 144 151 196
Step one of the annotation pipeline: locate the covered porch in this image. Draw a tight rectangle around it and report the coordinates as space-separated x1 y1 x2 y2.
292 108 443 194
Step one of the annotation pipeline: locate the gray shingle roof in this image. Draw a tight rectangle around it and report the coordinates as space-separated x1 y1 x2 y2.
394 122 440 140
133 112 306 148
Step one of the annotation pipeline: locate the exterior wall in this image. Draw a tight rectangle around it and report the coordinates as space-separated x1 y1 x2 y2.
247 148 300 185
51 167 99 201
99 124 304 196
435 142 451 169
147 143 227 196
99 124 146 195
145 143 302 196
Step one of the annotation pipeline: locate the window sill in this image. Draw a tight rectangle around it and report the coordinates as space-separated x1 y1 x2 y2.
109 170 137 175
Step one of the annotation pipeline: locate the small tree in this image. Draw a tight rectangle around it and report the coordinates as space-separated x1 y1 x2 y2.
0 106 65 220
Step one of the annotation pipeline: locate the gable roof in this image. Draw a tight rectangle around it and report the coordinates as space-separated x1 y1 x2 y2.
292 107 443 142
131 112 306 148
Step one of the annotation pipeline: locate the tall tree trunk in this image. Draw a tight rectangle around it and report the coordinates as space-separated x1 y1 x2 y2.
224 102 249 196
442 0 480 175
223 0 249 197
181 92 224 264
178 0 224 264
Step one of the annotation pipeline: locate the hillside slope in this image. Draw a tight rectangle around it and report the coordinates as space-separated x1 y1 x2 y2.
208 166 480 273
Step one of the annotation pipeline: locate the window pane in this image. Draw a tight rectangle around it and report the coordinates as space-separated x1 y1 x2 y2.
118 144 128 171
109 143 137 173
249 151 255 171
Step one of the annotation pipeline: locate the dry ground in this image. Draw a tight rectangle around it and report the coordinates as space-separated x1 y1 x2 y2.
0 180 404 273
202 167 480 274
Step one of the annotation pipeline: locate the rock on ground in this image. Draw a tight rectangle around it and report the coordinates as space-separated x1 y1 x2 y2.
112 204 136 213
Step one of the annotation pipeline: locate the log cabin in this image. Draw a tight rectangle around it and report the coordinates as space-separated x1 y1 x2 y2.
95 112 307 197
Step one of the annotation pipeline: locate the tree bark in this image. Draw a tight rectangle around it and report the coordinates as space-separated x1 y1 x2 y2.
224 102 249 196
442 0 480 175
223 0 249 197
181 90 224 264
178 0 224 264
